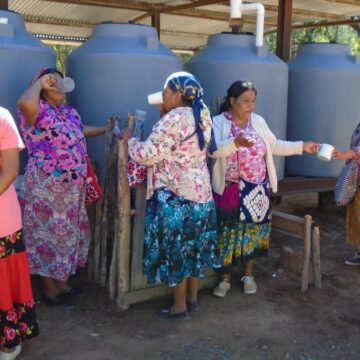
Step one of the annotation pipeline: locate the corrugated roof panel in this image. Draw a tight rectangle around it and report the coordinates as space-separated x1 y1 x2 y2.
6 0 360 50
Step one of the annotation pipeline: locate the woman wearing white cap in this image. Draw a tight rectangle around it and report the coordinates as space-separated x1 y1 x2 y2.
120 72 219 320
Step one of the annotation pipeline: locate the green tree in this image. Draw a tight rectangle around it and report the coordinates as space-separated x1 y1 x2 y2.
265 24 360 58
50 44 77 74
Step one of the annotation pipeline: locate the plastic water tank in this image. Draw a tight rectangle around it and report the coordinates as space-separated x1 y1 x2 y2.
0 10 55 116
286 43 360 177
187 33 288 180
0 10 55 171
67 23 182 165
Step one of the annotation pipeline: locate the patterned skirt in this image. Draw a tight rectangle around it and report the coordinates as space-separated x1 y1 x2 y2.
214 186 271 271
346 191 360 247
20 166 90 281
143 188 219 287
0 231 39 349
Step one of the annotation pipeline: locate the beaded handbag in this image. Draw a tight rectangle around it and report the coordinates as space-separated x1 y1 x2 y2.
335 159 358 206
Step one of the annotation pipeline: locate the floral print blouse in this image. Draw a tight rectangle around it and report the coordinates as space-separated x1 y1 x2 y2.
18 99 87 184
224 112 267 183
128 107 212 203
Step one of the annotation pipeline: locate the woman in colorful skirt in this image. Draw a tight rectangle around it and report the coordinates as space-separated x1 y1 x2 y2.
121 72 219 320
0 107 39 360
211 80 319 298
17 68 107 308
333 123 360 266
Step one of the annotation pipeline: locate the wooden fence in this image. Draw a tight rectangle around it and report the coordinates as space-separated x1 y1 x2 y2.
87 126 322 310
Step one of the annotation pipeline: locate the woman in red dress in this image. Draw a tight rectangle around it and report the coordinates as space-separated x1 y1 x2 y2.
0 107 39 360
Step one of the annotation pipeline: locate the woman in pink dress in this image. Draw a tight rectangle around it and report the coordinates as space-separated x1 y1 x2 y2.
17 68 106 308
0 107 39 360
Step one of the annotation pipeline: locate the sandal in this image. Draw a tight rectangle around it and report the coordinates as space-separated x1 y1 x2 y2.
157 307 190 321
187 300 199 312
42 294 74 309
61 287 84 297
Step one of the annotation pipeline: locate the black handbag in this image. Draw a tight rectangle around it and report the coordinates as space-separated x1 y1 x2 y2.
335 159 359 206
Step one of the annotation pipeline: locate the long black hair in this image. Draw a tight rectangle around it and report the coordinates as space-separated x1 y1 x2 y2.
219 80 257 114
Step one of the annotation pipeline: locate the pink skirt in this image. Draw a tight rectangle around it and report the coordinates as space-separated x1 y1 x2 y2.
20 166 90 281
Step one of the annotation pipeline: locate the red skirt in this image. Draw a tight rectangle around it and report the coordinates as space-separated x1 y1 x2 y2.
0 231 39 349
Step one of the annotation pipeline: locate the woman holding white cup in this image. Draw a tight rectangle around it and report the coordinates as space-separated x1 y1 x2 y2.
210 80 320 298
120 72 219 320
333 124 360 266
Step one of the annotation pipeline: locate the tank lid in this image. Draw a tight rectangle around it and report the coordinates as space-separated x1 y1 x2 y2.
92 22 158 39
0 10 25 29
207 33 256 47
297 42 351 56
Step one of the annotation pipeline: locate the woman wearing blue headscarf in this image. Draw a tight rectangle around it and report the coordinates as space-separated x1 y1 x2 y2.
120 72 219 320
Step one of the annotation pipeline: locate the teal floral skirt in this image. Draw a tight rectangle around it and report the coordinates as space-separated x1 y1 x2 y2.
143 188 219 287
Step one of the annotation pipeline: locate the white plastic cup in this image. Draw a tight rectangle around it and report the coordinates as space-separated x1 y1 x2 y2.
147 91 163 105
56 77 75 93
317 143 334 161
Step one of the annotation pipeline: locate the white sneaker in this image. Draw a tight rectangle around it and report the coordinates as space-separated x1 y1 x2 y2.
0 345 22 360
241 276 257 294
212 280 231 298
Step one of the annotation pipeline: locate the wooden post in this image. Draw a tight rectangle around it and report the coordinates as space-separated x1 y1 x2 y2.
130 184 148 290
276 0 293 61
301 215 312 292
311 226 322 290
0 0 8 10
93 198 103 283
115 138 131 310
151 13 160 38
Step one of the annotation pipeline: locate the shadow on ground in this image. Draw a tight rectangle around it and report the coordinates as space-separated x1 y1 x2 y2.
21 194 359 360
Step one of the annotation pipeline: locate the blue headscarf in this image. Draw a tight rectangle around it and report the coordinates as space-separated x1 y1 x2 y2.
166 72 217 154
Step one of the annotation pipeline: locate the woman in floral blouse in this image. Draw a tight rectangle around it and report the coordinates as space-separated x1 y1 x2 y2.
211 80 319 298
17 68 107 308
0 107 39 360
121 72 219 320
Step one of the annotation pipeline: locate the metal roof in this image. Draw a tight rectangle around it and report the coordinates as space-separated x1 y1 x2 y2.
7 0 360 50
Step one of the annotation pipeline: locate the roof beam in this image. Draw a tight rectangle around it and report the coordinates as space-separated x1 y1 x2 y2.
40 0 277 25
24 14 95 28
263 4 347 21
0 0 8 9
25 14 211 39
132 0 226 22
132 1 344 23
322 0 360 6
276 0 292 62
266 17 360 34
41 0 154 11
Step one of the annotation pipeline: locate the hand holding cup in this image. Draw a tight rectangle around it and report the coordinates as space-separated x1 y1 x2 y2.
234 133 255 148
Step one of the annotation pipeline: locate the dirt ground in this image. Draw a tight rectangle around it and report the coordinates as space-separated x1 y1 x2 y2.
20 193 360 360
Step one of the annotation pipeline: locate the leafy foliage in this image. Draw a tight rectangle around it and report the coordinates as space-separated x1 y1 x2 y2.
50 44 77 75
265 24 360 58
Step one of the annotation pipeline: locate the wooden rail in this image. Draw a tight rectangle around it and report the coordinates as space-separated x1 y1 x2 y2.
273 177 336 196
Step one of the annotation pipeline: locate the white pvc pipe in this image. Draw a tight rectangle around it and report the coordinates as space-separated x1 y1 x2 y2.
241 3 265 47
230 0 265 47
230 0 242 18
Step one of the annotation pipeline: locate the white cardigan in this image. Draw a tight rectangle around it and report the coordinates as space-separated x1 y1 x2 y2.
211 112 303 194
